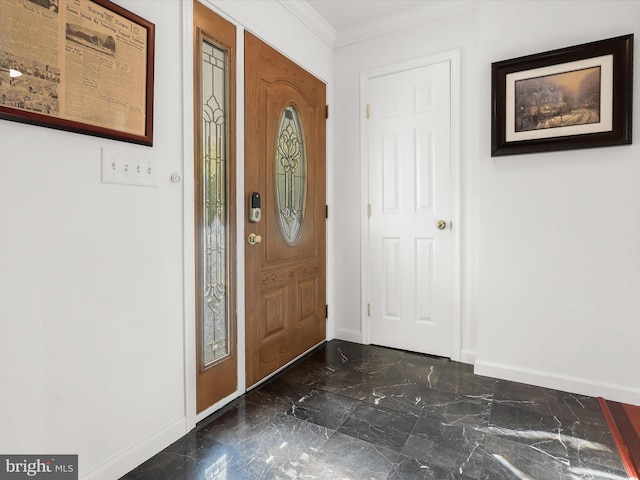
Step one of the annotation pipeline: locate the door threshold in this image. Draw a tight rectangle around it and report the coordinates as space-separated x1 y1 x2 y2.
247 339 326 392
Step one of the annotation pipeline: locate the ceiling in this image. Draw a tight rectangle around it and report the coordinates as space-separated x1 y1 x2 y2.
304 0 430 31
297 0 477 47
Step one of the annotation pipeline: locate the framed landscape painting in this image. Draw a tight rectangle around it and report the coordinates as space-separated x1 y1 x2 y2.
491 34 633 156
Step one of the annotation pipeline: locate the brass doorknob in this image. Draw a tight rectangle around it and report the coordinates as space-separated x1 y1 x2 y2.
248 233 262 245
436 220 447 230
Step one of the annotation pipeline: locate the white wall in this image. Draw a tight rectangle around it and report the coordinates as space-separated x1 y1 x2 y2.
0 1 333 479
0 2 186 477
332 0 640 405
473 0 640 404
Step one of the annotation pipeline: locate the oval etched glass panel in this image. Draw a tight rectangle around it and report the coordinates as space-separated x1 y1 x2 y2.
276 105 306 245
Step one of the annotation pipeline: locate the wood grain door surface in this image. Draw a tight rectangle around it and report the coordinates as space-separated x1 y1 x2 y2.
244 32 326 388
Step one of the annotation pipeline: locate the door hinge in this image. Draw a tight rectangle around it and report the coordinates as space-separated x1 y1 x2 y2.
325 304 328 318
367 303 371 316
325 105 329 119
326 205 329 219
367 203 371 217
366 104 371 119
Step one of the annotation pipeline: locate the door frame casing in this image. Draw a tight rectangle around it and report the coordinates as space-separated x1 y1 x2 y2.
360 50 462 361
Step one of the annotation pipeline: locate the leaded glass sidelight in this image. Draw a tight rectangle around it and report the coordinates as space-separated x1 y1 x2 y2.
276 105 306 245
200 39 229 368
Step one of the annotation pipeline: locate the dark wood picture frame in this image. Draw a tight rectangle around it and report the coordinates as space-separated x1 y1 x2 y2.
0 0 155 146
491 34 633 156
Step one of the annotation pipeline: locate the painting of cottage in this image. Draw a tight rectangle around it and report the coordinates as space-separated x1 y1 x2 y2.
514 66 601 131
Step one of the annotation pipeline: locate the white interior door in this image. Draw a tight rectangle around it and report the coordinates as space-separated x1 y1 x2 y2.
367 60 453 357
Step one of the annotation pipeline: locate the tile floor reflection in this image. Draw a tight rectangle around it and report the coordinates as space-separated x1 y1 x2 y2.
121 340 627 479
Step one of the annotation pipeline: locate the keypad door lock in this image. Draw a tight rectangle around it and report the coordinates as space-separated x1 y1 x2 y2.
249 192 261 223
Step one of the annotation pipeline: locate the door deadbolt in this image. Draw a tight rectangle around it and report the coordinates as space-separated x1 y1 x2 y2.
436 220 447 230
248 233 262 245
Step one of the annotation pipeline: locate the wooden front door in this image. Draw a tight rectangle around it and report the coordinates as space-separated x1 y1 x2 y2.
244 32 326 388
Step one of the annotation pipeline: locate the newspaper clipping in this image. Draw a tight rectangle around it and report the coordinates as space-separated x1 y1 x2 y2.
0 0 148 136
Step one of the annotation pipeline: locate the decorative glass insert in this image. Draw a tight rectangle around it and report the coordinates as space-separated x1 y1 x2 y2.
201 39 229 367
276 105 306 245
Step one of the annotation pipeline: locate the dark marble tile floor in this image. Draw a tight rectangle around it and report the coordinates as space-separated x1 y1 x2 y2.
121 340 627 479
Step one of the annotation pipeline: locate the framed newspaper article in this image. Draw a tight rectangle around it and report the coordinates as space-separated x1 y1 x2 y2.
0 0 155 146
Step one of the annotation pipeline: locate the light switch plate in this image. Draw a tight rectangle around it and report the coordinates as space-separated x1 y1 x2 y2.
101 147 158 187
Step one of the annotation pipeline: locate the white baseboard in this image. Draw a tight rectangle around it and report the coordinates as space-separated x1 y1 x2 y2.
334 328 362 343
459 349 476 365
81 416 187 480
475 359 640 405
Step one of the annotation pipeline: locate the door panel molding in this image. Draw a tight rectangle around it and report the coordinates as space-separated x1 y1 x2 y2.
360 50 461 361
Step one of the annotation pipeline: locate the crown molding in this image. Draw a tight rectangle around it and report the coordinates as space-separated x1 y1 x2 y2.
278 0 337 47
212 1 476 49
